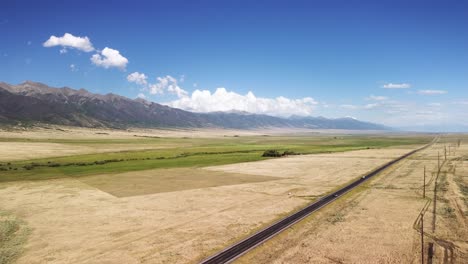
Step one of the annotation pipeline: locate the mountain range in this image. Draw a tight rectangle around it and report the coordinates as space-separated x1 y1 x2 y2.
0 81 388 130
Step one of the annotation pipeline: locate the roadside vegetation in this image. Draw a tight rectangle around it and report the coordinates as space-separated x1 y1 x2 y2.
0 211 29 264
454 168 468 215
0 135 431 182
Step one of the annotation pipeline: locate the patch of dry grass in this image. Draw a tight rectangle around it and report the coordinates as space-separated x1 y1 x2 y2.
0 212 29 264
80 168 280 197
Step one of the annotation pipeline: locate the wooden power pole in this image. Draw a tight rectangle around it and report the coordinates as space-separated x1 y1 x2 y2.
421 213 424 264
444 145 447 160
438 151 440 170
423 166 426 199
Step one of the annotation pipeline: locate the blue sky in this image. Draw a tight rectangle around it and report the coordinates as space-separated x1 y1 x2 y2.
1 0 468 130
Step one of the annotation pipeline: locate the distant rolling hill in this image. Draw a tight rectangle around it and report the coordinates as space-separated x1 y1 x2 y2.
0 81 388 130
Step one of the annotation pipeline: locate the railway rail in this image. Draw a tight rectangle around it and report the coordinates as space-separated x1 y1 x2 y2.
200 141 434 264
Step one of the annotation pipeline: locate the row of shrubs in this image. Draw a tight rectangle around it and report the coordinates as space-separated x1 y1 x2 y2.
0 167 16 171
262 150 300 157
4 149 287 171
17 149 260 171
17 152 212 171
22 158 141 170
0 162 16 171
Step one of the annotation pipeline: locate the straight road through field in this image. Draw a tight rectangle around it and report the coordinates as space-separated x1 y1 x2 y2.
200 141 434 264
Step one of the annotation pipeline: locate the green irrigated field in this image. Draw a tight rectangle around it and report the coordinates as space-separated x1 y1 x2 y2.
0 134 431 183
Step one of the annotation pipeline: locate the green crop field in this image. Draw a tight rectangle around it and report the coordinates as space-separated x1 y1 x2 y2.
0 134 431 183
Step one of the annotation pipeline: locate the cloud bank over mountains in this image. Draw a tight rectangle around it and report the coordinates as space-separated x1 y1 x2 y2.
41 33 318 117
40 32 455 125
167 88 318 117
127 72 318 117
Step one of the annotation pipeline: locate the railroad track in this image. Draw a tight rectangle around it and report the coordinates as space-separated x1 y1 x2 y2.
200 142 434 264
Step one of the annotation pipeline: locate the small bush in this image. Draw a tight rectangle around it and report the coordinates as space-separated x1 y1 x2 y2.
327 212 345 224
0 219 19 241
441 206 455 217
262 150 282 157
282 150 298 156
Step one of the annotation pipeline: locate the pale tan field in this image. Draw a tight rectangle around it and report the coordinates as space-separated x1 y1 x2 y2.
0 125 302 140
0 145 417 264
206 148 413 197
0 125 375 161
237 140 468 264
0 124 392 140
427 143 468 263
0 142 185 162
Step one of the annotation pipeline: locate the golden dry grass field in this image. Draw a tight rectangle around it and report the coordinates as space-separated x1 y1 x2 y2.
0 127 465 264
237 137 468 264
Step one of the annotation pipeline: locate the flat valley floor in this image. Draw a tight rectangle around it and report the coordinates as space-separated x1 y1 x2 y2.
0 127 466 263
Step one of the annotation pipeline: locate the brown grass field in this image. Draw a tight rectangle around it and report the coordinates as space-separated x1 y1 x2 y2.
237 138 468 264
0 127 466 264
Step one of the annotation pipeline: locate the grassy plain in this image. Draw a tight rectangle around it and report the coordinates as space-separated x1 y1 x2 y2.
0 130 430 182
237 136 468 263
0 127 437 263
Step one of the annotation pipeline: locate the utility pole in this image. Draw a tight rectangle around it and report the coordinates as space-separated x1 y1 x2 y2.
421 213 424 264
444 145 447 160
423 166 426 199
438 151 440 170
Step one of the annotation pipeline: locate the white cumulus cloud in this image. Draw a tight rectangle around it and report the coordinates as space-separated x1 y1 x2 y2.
382 83 411 89
43 33 94 52
127 72 148 85
127 73 188 97
91 47 128 70
364 103 379 109
166 88 318 117
367 95 388 101
148 75 188 97
417 89 447 95
70 64 77 72
339 104 358 110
